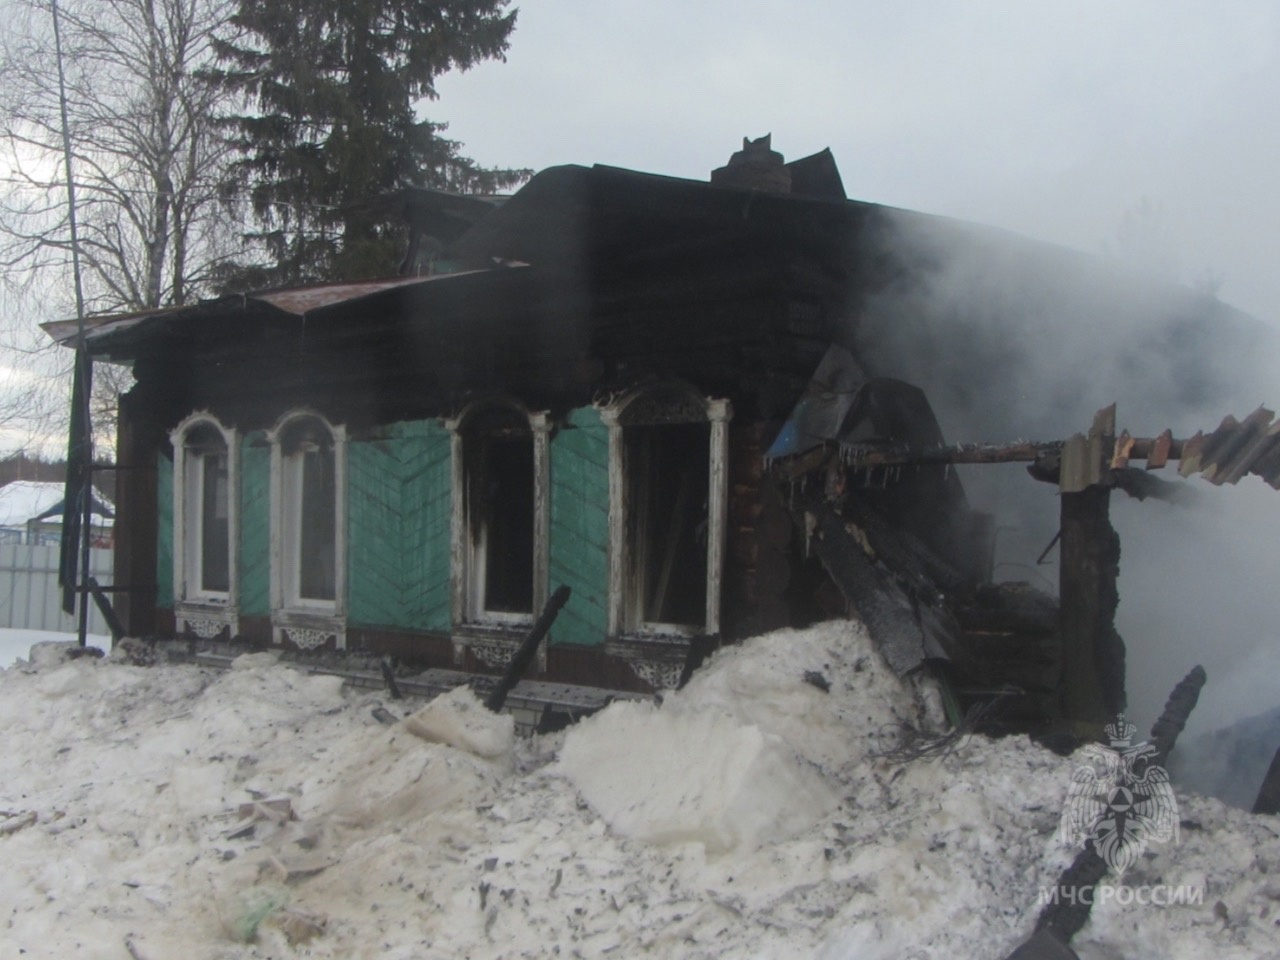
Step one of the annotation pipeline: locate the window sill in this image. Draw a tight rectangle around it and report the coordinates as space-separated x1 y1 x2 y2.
175 601 239 640
453 620 539 672
605 634 696 692
272 609 346 651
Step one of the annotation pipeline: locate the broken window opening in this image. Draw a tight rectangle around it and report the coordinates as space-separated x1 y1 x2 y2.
626 422 710 629
467 424 535 618
604 385 730 641
449 403 550 638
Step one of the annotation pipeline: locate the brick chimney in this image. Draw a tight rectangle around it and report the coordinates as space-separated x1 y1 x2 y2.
710 134 792 193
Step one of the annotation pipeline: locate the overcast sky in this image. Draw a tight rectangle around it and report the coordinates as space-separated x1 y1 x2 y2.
435 1 1280 324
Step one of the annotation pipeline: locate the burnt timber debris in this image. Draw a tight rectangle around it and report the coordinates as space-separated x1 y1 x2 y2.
484 585 571 714
1006 666 1206 959
1253 746 1280 816
772 392 1278 740
788 403 1280 490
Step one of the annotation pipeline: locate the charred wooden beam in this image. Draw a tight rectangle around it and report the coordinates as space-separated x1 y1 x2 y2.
484 585 571 714
821 404 1280 490
1058 487 1125 735
1149 664 1206 766
785 484 969 675
1026 668 1207 956
86 577 125 642
1253 745 1280 816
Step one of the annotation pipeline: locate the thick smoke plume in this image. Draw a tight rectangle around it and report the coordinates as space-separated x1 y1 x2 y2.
846 208 1280 802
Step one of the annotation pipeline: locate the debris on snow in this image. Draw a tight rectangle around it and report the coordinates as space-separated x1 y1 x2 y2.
0 809 37 836
0 623 1277 958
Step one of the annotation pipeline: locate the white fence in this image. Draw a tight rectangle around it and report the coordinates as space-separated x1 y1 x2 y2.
0 543 114 637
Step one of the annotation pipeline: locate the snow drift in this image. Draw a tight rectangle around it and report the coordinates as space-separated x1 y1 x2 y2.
1 623 1278 959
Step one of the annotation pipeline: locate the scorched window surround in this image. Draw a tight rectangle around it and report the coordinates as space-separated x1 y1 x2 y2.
448 403 551 632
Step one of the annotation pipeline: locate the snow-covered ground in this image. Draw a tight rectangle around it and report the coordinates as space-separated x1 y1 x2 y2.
1 623 1278 959
0 628 106 670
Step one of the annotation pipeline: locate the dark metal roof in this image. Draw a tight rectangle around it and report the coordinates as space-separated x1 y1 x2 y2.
40 269 498 353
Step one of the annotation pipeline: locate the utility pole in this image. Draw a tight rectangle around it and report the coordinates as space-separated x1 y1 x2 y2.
51 0 94 647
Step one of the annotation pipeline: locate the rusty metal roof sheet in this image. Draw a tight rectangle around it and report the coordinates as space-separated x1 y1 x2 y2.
253 272 484 315
1172 405 1280 487
42 269 496 347
42 308 170 345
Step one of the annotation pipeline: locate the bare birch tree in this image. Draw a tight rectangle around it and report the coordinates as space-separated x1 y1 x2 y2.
0 0 239 449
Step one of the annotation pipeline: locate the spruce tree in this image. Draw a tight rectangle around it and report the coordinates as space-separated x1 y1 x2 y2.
213 0 526 286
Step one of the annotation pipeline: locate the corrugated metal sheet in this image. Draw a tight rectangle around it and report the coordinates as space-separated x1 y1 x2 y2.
1094 403 1280 489
1171 406 1280 487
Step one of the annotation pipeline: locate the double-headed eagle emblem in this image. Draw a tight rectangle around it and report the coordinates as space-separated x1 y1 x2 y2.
1058 716 1180 874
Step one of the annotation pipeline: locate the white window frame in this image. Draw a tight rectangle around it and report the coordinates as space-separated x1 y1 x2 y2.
170 412 239 637
267 410 348 649
446 403 550 630
601 387 731 639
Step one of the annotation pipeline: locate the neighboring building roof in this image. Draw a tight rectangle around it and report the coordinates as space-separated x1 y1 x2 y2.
0 481 113 529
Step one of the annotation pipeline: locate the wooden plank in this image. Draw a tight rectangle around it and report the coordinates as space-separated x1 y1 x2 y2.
400 420 453 632
1110 431 1134 469
238 436 271 617
346 419 453 633
1146 429 1172 470
549 406 610 646
347 437 405 628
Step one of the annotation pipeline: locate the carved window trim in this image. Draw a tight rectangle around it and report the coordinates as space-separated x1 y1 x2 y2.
445 401 551 632
600 384 731 639
169 411 239 637
267 410 347 649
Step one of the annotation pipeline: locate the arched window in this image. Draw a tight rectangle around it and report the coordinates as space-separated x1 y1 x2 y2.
268 411 347 648
169 412 238 638
447 401 550 629
602 385 731 637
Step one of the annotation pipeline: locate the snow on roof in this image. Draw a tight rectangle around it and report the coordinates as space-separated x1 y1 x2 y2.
0 481 113 528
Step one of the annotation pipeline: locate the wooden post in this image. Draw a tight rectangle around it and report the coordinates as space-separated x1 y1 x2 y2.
113 389 160 639
1058 486 1126 738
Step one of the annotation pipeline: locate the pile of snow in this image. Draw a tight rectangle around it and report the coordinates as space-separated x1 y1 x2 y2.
1 622 1278 958
0 629 108 670
556 624 918 854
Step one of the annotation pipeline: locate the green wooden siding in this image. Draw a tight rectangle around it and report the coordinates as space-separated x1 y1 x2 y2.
348 420 452 632
239 434 271 616
549 406 610 646
156 453 173 608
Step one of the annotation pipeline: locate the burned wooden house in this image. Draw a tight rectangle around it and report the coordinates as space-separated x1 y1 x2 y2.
47 137 1280 736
